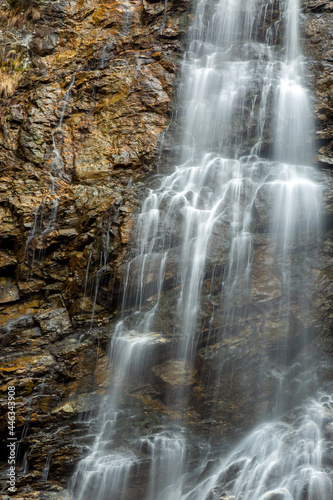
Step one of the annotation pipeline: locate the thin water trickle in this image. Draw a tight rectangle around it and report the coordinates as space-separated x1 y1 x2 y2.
188 395 333 500
25 76 75 266
42 452 53 481
71 0 331 499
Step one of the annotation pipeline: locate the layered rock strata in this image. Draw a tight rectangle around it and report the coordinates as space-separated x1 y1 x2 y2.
0 0 332 498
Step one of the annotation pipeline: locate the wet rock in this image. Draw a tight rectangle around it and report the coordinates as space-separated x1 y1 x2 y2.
152 359 198 404
0 0 191 341
34 308 71 339
0 251 17 269
303 0 333 165
0 277 20 303
30 32 59 57
52 393 101 417
2 354 56 375
0 0 332 497
0 206 19 239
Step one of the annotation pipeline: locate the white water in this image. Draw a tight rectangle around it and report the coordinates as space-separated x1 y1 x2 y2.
182 394 333 500
71 1 331 499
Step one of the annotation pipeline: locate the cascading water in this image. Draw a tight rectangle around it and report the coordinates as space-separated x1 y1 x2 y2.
70 1 332 499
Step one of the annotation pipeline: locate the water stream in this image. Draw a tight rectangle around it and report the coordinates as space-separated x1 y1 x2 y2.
25 75 75 266
70 0 332 499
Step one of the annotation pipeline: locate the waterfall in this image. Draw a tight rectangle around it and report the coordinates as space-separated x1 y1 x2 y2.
25 75 75 267
70 1 332 499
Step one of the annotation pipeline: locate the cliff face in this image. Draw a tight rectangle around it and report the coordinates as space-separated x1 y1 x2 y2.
0 0 190 325
0 0 332 498
0 0 191 497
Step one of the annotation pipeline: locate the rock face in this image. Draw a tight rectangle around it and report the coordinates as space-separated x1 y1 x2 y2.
0 0 332 498
0 0 191 326
0 0 190 496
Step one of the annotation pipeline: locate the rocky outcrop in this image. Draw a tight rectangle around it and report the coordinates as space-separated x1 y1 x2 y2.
0 0 332 498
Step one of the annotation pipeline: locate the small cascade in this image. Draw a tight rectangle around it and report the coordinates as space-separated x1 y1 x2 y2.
160 0 169 32
89 211 119 327
42 452 53 481
71 0 331 499
90 41 115 107
17 423 32 476
25 76 75 266
119 0 135 37
140 431 187 500
57 76 76 132
21 451 29 475
79 193 131 328
189 394 333 500
81 217 113 329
